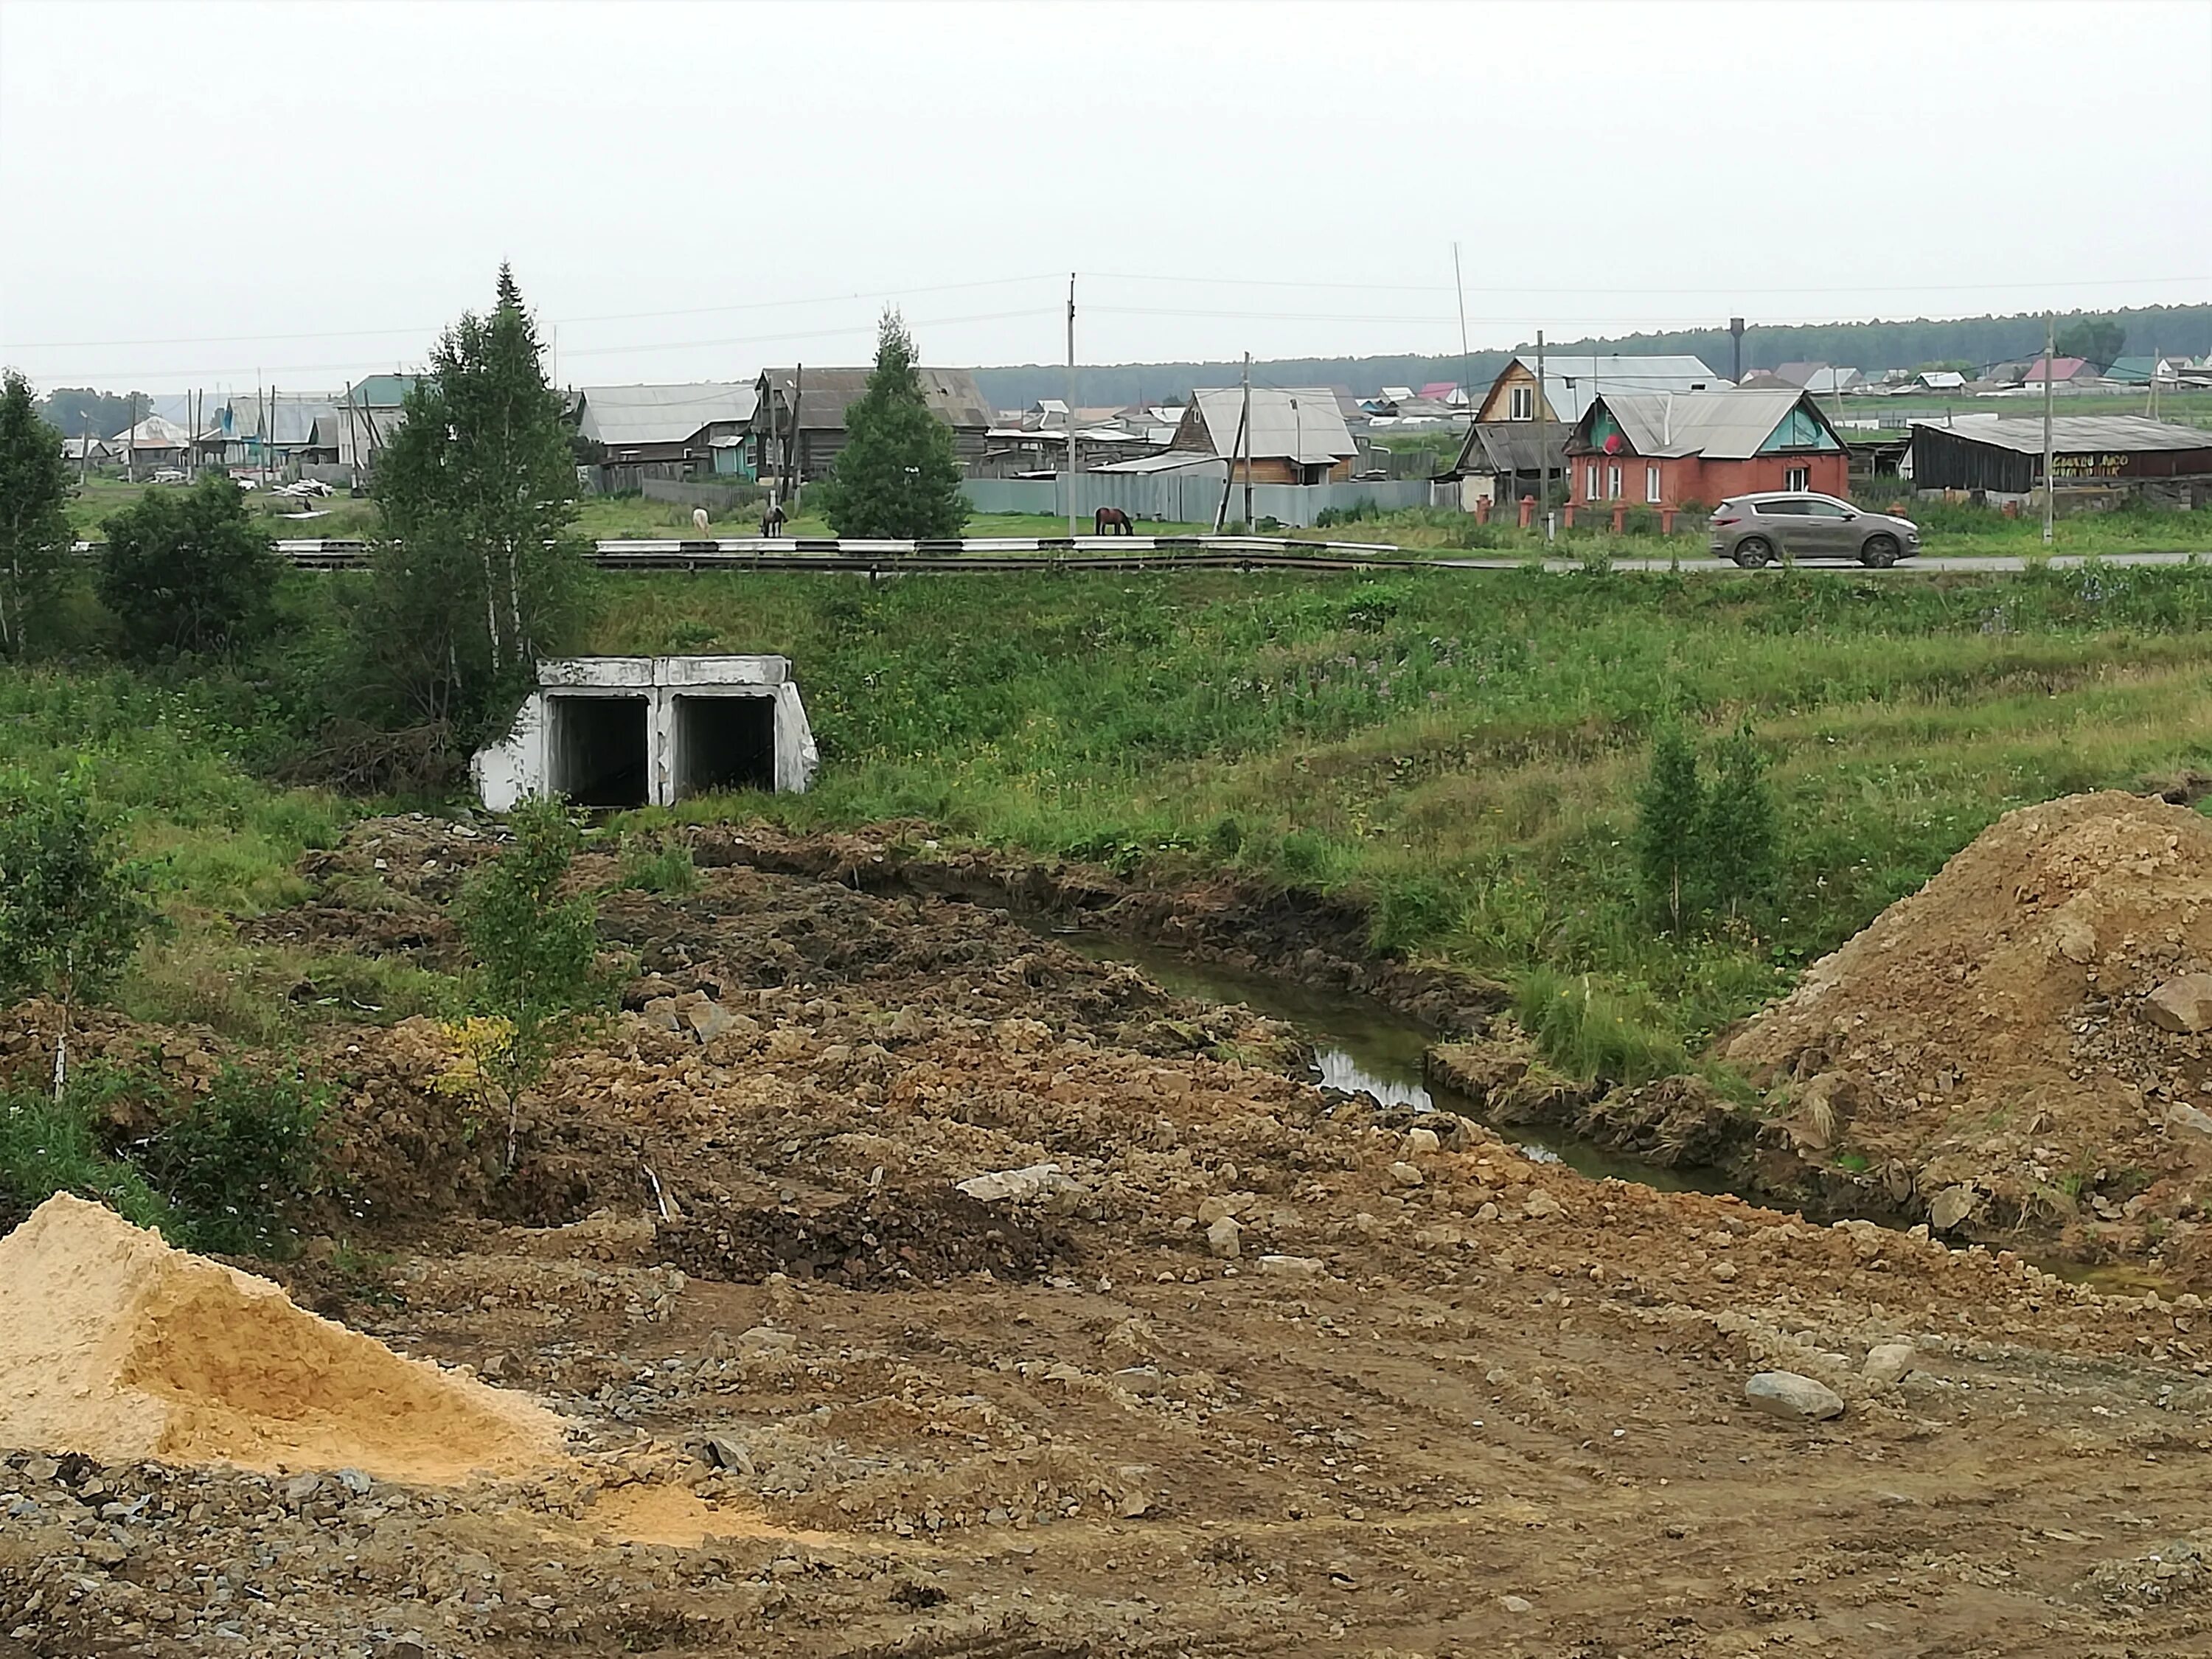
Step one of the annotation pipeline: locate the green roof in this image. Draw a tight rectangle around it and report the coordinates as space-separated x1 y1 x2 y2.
344 373 422 407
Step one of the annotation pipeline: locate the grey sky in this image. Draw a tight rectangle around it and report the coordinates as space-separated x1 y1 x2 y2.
3 0 2208 394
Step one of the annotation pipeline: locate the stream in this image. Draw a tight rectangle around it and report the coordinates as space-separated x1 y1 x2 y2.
1062 933 1736 1197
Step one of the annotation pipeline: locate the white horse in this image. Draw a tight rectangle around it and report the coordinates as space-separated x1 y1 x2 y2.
692 507 711 535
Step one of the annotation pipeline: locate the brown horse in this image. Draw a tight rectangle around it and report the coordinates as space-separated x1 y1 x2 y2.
1093 505 1134 535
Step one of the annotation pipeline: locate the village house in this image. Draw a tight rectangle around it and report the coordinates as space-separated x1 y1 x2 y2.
107 414 195 473
574 382 759 489
750 366 994 484
1565 388 1849 514
2018 355 2101 388
335 375 418 472
195 394 341 470
1168 386 1359 484
1472 352 1720 425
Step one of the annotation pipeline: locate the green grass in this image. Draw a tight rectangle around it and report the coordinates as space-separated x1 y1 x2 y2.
587 562 2212 1077
68 476 378 540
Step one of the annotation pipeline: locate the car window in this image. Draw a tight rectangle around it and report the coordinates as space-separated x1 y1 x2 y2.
1803 501 1850 519
1756 500 1806 516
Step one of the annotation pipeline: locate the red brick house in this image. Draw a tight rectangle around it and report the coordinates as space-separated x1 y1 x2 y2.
1565 389 1848 511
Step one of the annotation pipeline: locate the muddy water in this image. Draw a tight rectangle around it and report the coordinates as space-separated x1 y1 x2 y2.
1062 933 1736 1197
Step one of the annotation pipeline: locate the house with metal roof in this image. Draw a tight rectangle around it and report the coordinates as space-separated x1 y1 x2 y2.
1565 389 1848 512
335 375 420 470
751 366 995 484
1168 387 1360 484
1908 415 2212 498
574 382 759 478
2019 355 2100 387
1772 362 1865 395
195 394 341 467
1472 353 1720 427
1439 422 1568 507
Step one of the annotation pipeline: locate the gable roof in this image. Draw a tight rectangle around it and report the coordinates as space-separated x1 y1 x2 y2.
1572 389 1842 459
201 394 338 447
1447 422 1565 477
343 373 420 408
756 366 994 431
576 382 757 447
1773 362 1862 394
1500 354 1720 423
110 414 195 448
2022 355 2095 383
1916 369 1967 389
1186 386 1359 463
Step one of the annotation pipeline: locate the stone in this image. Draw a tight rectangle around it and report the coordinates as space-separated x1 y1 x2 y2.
736 1327 798 1356
642 996 683 1033
1523 1189 1562 1220
684 1000 739 1043
1863 1343 1918 1385
1387 1161 1425 1189
2051 914 2098 966
1927 1184 1980 1233
282 1473 321 1504
2166 1102 2212 1138
1745 1371 1846 1422
1499 1593 1534 1613
1402 1127 1441 1156
2148 974 2212 1034
1710 1261 1739 1282
1206 1216 1242 1260
1197 1194 1253 1225
1256 1253 1324 1279
956 1162 1072 1203
1473 1201 1500 1223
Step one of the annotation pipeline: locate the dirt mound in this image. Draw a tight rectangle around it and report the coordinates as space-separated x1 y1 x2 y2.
1726 791 2212 1241
0 1194 566 1481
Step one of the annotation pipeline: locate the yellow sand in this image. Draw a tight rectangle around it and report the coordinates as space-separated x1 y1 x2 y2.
0 1194 566 1482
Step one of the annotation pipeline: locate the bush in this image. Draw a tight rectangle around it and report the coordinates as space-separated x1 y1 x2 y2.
136 1062 330 1255
97 473 281 661
0 1073 170 1236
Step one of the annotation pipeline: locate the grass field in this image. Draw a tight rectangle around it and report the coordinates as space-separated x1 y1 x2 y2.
18 560 2212 1079
588 562 2212 1074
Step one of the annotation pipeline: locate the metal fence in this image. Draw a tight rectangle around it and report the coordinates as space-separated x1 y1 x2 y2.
961 472 1437 528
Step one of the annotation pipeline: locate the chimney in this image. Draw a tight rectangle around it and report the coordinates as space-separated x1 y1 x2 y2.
1729 318 1745 384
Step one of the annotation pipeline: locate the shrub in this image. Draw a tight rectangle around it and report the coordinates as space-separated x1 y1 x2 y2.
0 1073 170 1235
97 473 281 660
136 1062 330 1255
1634 724 1705 932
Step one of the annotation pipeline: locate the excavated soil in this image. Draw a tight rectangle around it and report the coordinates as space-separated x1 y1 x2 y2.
6 813 2212 1657
1727 791 2212 1269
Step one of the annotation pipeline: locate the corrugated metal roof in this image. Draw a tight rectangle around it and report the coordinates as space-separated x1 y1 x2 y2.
1188 386 1359 463
1511 354 1720 422
1905 415 2212 456
343 373 420 408
757 366 995 431
1584 389 1820 459
1095 450 1230 474
110 414 195 447
1447 423 1564 476
202 395 338 447
577 383 758 447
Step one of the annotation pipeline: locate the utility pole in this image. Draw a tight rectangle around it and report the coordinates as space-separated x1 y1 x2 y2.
1239 352 1253 528
1452 241 1472 421
1066 271 1078 541
127 392 138 482
2042 312 2055 546
1535 328 1549 531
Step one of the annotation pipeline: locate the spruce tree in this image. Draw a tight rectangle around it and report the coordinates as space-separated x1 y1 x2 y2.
0 370 76 659
1698 723 1777 919
815 310 969 539
1634 723 1706 933
367 265 584 746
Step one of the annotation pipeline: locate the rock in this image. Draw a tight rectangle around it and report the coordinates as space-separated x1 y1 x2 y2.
735 1327 798 1356
642 995 683 1033
956 1162 1072 1203
1523 1189 1562 1220
2051 914 2098 965
699 1436 756 1474
1402 1127 1441 1156
2146 973 2212 1034
1927 1184 1980 1233
1710 1261 1739 1282
1863 1343 1918 1385
282 1473 321 1504
335 1468 372 1495
1206 1216 1242 1260
684 1000 739 1043
2166 1102 2212 1138
1256 1253 1324 1279
1745 1371 1846 1422
1197 1193 1253 1225
1473 1202 1500 1223
1499 1593 1534 1613
1387 1161 1425 1189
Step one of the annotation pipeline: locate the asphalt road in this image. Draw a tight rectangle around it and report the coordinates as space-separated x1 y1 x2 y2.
1441 549 2212 574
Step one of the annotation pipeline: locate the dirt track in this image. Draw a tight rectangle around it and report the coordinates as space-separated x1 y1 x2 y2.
5 824 2212 1657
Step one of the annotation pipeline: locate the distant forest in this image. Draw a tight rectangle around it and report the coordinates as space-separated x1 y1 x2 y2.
972 302 2212 410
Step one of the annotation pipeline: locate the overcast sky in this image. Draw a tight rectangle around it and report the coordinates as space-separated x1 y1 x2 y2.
2 0 2208 394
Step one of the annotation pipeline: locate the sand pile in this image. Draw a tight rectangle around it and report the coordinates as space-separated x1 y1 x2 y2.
1727 791 2212 1217
0 1194 566 1481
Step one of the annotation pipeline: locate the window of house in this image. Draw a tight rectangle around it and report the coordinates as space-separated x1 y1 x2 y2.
1509 384 1534 421
1646 464 1662 503
1585 463 1599 499
1607 464 1621 500
1785 465 1810 491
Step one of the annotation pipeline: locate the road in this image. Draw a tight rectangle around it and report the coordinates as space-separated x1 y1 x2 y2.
1442 549 2212 574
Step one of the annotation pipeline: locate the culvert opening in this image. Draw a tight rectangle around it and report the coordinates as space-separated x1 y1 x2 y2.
674 694 776 798
549 695 648 807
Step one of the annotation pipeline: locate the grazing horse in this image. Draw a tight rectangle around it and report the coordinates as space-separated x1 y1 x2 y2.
1094 505 1134 536
760 502 788 537
692 508 712 536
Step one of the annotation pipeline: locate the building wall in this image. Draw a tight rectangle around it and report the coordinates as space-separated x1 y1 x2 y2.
1475 361 1552 423
1567 451 1848 509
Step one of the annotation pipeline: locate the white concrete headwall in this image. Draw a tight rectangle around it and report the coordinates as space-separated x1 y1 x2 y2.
472 655 818 811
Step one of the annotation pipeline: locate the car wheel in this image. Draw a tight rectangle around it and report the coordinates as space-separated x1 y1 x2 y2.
1860 534 1899 568
1733 537 1773 569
